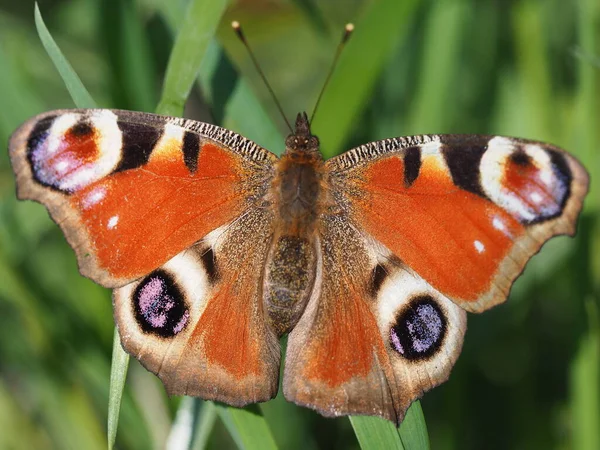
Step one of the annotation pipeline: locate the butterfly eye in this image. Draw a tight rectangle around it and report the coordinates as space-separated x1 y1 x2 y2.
133 270 190 338
389 295 446 360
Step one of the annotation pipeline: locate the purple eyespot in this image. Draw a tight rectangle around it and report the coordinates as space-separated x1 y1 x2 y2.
133 270 189 337
389 296 446 360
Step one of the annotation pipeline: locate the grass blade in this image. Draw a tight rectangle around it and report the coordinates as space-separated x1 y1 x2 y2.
216 404 278 450
34 2 96 109
108 328 130 450
156 0 230 116
191 401 217 450
398 401 430 450
350 416 404 450
350 400 429 450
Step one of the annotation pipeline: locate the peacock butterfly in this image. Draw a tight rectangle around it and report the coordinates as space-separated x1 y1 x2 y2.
9 107 588 424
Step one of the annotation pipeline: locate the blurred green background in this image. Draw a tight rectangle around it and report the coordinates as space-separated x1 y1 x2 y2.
0 0 599 449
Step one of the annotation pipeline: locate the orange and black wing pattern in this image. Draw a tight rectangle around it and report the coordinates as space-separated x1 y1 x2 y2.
9 109 277 287
326 134 588 311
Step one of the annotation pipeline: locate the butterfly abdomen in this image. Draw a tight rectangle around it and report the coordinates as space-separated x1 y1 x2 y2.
264 234 317 336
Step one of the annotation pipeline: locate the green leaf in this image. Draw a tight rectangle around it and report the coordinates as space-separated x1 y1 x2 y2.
216 404 278 450
155 0 230 116
108 328 130 450
34 2 96 109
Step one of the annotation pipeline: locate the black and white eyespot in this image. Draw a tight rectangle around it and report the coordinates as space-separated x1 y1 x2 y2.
480 137 572 223
389 295 446 360
374 267 466 363
133 270 190 337
114 246 216 341
27 111 123 192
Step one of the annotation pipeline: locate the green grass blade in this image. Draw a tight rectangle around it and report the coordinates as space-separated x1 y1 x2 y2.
191 401 217 450
350 401 429 450
398 401 430 450
108 328 130 450
311 0 420 157
350 416 405 450
216 404 278 450
155 0 230 116
34 2 96 109
165 397 217 450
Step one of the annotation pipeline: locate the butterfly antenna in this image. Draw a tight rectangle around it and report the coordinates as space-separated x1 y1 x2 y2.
310 23 354 125
232 21 293 133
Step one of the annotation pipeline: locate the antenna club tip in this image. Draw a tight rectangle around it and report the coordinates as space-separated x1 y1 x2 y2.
231 20 240 29
345 23 355 32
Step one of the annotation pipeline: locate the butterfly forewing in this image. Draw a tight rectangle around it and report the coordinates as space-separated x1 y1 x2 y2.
9 109 277 288
326 134 589 312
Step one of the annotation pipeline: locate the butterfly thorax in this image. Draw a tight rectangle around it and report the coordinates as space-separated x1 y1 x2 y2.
276 112 324 233
264 113 325 336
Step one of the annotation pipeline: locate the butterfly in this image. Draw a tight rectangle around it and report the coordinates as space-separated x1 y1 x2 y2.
9 108 588 424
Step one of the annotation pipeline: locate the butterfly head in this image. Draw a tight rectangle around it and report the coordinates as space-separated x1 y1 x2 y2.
285 112 320 157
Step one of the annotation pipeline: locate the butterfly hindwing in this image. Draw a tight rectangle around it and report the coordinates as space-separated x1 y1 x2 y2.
283 214 467 423
113 206 281 405
326 134 589 312
9 109 277 288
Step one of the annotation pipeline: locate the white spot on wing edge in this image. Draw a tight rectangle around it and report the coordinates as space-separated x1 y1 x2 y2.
54 160 70 173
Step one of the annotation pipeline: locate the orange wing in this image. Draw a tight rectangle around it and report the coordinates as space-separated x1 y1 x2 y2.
283 214 467 423
113 207 281 405
326 134 588 311
9 109 276 287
